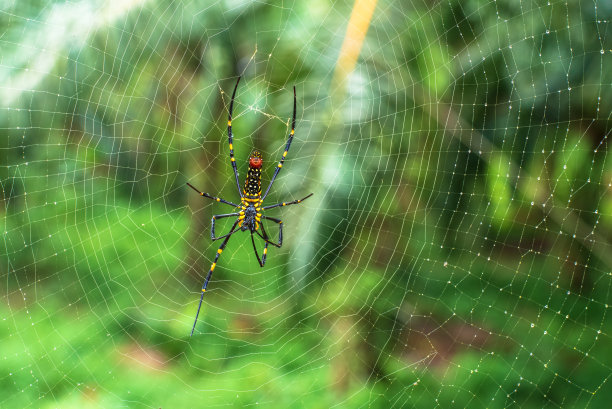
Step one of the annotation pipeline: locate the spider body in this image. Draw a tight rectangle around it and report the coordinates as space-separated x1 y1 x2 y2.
187 77 313 336
239 151 264 232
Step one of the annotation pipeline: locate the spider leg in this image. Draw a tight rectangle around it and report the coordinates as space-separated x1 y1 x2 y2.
250 231 269 267
257 216 282 248
211 212 240 240
261 86 297 201
261 193 313 211
255 230 279 249
191 219 240 336
187 183 239 207
228 77 243 198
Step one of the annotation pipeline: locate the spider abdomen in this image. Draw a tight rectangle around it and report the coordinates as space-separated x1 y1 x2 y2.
244 150 263 197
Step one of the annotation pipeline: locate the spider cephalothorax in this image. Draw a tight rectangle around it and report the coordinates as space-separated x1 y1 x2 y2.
186 77 313 336
239 202 260 232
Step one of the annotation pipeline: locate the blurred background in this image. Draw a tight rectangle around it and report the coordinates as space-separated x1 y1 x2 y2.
1 0 611 407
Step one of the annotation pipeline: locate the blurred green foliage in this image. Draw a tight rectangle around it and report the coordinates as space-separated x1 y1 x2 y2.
1 0 611 407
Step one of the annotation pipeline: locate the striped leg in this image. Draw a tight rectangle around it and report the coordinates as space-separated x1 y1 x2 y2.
228 77 243 197
191 219 239 336
187 183 239 208
258 216 282 248
262 193 313 211
251 232 269 267
211 213 241 240
261 86 297 200
253 217 284 266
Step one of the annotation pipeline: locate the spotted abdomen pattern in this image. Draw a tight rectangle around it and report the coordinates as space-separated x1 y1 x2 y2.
244 151 262 198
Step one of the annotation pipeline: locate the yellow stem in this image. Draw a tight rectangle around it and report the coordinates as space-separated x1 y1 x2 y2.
332 0 379 96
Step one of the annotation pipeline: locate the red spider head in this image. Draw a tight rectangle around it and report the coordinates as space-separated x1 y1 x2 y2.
249 150 263 169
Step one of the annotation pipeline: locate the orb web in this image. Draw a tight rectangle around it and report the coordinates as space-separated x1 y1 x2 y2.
1 0 610 407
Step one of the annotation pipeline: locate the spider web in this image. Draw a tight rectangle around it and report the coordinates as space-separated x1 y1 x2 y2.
1 0 611 407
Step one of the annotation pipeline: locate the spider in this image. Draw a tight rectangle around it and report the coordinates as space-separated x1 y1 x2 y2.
187 77 313 336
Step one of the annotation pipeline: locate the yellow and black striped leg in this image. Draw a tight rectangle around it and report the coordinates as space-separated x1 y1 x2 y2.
211 212 240 240
262 193 313 211
261 86 297 200
251 231 269 267
259 216 282 248
191 219 239 336
228 77 242 197
187 183 239 207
